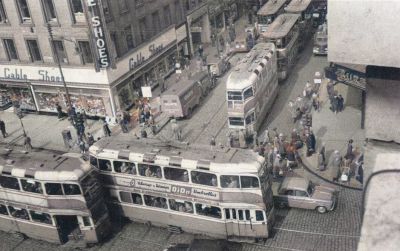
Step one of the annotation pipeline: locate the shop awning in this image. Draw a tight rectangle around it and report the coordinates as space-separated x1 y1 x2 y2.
324 63 366 90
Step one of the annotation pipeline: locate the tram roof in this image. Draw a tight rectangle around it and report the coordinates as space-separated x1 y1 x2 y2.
0 147 90 181
162 70 209 97
90 134 265 173
258 0 288 16
284 0 312 13
261 14 300 39
226 43 275 90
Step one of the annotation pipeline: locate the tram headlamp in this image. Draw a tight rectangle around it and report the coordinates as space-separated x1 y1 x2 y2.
277 39 282 46
240 44 245 48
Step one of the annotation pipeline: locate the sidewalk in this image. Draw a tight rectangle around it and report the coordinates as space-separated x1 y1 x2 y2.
299 78 365 188
0 108 113 152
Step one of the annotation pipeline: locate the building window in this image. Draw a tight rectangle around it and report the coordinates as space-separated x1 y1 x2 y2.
152 11 161 36
139 17 147 42
163 5 171 27
78 41 93 64
102 0 112 21
174 0 182 23
136 0 144 7
185 0 190 11
42 0 57 22
110 32 121 58
118 0 128 13
52 40 68 64
125 26 134 50
69 0 85 23
26 40 42 62
0 0 7 23
16 0 31 23
2 39 19 61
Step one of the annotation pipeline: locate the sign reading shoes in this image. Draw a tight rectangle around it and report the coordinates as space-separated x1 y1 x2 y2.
87 0 110 70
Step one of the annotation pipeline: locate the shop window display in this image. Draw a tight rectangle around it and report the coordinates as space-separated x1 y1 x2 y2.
4 86 36 111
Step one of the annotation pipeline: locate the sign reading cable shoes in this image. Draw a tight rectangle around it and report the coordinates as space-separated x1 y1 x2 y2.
87 0 110 69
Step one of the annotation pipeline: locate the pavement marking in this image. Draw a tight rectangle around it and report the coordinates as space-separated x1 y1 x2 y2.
249 243 305 251
273 227 361 238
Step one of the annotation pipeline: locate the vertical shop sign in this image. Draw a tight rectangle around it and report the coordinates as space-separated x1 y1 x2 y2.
86 0 110 70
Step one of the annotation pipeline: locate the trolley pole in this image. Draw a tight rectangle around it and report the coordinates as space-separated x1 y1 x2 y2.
47 23 73 112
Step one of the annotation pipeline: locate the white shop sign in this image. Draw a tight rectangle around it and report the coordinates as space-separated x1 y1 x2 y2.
0 65 109 85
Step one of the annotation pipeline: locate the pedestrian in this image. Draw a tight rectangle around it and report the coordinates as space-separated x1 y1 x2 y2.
198 44 203 58
344 139 354 165
23 135 32 151
331 150 342 182
211 33 216 47
263 129 270 145
210 136 216 146
81 109 89 129
238 129 246 148
227 132 233 147
79 140 86 154
331 94 338 113
118 115 128 133
273 154 283 178
87 133 95 146
338 94 344 112
141 129 147 138
0 120 7 138
248 10 252 24
103 119 111 137
56 103 63 119
327 81 334 100
286 145 296 171
312 93 319 111
306 132 316 157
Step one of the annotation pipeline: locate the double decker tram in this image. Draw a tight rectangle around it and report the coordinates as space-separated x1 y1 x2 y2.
226 43 278 142
89 136 275 242
0 148 110 244
257 0 288 33
260 14 300 81
284 0 313 51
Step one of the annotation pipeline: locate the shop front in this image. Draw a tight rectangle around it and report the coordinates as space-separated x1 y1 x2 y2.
108 26 188 112
187 3 210 56
32 84 111 117
0 64 112 117
0 81 36 111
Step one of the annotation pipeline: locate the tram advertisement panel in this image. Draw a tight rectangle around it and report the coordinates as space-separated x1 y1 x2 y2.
115 176 220 200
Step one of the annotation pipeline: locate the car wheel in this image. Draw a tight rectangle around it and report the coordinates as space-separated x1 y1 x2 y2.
316 206 327 214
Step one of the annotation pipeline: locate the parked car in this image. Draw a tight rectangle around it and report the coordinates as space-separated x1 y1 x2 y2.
272 177 337 213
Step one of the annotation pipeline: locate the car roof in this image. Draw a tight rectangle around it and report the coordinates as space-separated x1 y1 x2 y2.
281 177 308 190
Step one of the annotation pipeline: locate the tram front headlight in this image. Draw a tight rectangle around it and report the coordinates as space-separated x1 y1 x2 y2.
240 43 245 48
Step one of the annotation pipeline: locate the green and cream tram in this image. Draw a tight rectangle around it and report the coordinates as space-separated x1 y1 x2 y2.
0 148 110 245
260 14 300 81
285 0 313 51
226 43 278 142
89 136 275 242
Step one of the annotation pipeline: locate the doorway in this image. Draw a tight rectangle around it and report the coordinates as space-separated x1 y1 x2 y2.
55 215 81 243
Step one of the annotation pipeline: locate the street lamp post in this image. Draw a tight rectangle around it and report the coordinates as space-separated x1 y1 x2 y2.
47 23 73 112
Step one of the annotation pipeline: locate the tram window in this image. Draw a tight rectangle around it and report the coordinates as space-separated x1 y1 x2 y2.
227 91 242 101
114 161 136 175
119 191 133 203
138 164 162 179
228 117 244 127
225 209 231 219
0 176 20 190
169 199 193 214
220 175 239 188
243 87 253 100
0 204 8 215
63 184 81 195
89 156 98 168
98 159 112 172
245 112 255 125
45 183 63 195
132 193 143 205
232 209 237 219
8 206 29 220
21 179 43 194
238 210 243 220
240 176 260 188
82 216 91 227
164 167 189 182
30 210 52 225
191 171 217 187
144 195 168 209
195 203 221 219
256 210 264 221
245 210 250 220
91 203 107 224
